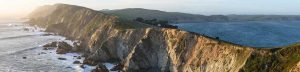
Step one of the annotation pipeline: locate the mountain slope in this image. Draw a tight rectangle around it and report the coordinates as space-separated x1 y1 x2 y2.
27 4 300 72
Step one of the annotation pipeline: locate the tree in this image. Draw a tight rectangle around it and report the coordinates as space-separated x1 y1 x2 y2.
158 20 168 25
144 20 152 24
135 17 144 22
150 19 158 25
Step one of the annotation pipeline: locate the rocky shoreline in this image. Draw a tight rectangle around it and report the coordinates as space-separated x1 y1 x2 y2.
41 35 127 72
41 40 116 72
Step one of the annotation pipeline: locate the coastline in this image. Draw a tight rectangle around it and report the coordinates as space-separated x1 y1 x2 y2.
25 4 300 72
0 21 112 71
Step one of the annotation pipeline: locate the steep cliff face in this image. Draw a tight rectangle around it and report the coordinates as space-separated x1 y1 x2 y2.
28 4 300 72
86 27 253 72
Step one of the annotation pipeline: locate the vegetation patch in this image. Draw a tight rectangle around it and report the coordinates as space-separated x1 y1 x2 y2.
114 18 150 30
134 17 178 29
241 44 300 72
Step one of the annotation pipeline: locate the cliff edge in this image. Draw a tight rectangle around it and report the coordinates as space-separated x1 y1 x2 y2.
27 4 300 72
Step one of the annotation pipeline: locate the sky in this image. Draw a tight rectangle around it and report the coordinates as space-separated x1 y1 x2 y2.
0 0 300 19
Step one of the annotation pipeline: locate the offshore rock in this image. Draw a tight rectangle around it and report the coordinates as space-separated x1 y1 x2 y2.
58 57 67 60
83 57 100 66
73 61 81 64
43 42 58 48
56 41 73 54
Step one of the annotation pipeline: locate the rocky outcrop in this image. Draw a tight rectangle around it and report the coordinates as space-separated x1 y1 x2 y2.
56 42 73 54
43 41 74 54
43 42 57 48
92 64 109 72
28 4 300 72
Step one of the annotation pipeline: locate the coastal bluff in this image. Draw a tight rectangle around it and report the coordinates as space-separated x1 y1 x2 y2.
27 4 300 72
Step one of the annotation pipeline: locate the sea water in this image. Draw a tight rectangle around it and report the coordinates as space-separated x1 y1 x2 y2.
174 21 300 47
0 21 116 72
0 21 93 72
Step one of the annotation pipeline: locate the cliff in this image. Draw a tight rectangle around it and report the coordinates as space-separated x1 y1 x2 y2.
27 4 300 72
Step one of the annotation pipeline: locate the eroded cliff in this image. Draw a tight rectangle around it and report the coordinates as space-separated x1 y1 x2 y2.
27 4 300 72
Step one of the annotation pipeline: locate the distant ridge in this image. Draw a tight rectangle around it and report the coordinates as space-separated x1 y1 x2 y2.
102 8 300 23
101 8 228 23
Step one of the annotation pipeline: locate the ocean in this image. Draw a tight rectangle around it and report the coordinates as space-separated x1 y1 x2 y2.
175 21 300 47
0 21 96 72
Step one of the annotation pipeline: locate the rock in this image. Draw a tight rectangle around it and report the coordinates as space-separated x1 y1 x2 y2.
43 42 58 48
66 66 72 68
83 58 98 66
22 57 27 59
58 57 67 60
41 52 47 54
73 41 84 52
72 42 81 52
77 56 82 59
80 64 85 68
82 53 89 57
92 64 109 72
42 33 53 36
56 41 73 54
23 28 30 31
43 42 57 50
43 47 55 50
111 63 123 71
73 61 81 64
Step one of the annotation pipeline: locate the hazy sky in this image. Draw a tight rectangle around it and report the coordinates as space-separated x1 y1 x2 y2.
0 0 300 19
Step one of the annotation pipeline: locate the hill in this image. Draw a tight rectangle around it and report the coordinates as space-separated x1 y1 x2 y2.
102 8 229 23
102 8 300 23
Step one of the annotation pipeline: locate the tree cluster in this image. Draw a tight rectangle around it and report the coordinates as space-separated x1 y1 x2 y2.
134 17 178 29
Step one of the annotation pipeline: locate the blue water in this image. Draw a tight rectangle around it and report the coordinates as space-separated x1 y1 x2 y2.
174 21 300 47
